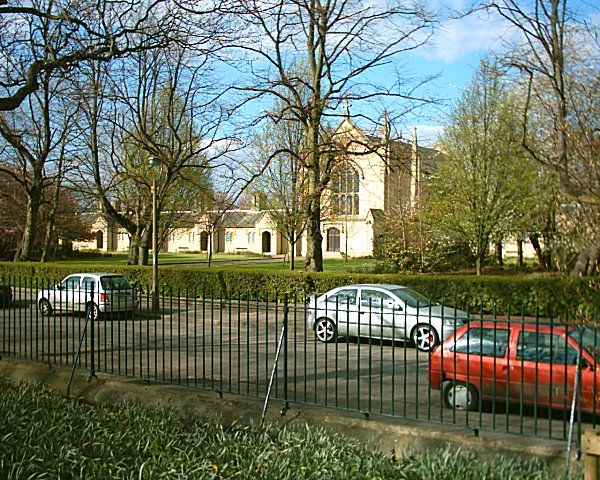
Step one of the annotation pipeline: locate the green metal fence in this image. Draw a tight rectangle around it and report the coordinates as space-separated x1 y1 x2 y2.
1 275 598 450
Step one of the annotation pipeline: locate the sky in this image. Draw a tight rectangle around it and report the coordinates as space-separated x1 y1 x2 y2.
222 1 597 149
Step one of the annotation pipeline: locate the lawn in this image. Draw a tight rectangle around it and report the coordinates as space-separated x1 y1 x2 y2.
55 252 378 273
0 379 567 480
55 251 263 265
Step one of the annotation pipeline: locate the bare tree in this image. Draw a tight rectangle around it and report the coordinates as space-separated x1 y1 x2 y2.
0 11 77 261
0 0 177 111
250 115 309 270
487 0 599 275
229 0 436 271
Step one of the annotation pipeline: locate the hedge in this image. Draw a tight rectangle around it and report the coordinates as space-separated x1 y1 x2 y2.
0 261 598 317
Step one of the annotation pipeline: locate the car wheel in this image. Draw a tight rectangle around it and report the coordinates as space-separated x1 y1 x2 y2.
86 302 101 321
314 317 337 343
443 381 479 411
38 298 53 316
411 324 439 352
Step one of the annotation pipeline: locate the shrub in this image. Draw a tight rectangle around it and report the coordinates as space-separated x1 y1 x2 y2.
0 261 598 316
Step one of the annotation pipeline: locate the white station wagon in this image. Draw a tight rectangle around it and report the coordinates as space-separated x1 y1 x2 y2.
37 273 137 319
307 284 470 352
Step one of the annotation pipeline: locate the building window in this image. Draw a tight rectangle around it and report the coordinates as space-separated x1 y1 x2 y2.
226 231 233 243
332 163 360 215
327 228 340 252
247 232 255 244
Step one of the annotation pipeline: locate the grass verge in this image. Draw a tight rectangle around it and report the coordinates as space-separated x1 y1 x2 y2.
0 378 571 480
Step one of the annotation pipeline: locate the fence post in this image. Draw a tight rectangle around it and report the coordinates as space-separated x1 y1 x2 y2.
88 282 96 381
583 429 600 480
281 292 289 416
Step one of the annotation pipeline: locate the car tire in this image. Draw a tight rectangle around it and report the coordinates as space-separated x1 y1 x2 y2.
86 302 101 321
443 381 479 411
38 298 53 316
314 317 337 343
411 324 439 352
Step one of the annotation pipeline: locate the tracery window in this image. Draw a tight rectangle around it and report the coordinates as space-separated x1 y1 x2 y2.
332 164 359 215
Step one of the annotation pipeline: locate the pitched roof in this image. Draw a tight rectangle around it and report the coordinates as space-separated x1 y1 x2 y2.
221 211 265 228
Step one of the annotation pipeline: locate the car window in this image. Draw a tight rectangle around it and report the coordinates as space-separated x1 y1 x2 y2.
517 331 578 365
325 289 357 306
81 277 97 292
360 289 394 310
452 327 510 358
100 276 132 291
61 276 81 291
391 288 434 308
568 328 600 364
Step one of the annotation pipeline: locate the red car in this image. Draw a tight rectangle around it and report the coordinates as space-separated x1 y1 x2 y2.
429 321 600 414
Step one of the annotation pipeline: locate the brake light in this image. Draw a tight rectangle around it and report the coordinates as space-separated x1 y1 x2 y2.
100 293 109 303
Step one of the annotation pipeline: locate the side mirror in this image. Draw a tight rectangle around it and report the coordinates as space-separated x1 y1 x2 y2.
394 304 403 312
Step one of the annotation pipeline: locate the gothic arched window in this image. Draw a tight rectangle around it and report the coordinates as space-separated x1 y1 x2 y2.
327 227 341 252
332 164 359 215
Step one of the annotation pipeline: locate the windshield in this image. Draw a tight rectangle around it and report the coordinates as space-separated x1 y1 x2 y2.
569 327 600 363
391 288 435 309
100 276 132 291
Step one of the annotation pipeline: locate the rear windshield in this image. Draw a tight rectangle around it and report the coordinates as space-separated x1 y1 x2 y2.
100 276 132 291
391 288 434 308
569 327 600 364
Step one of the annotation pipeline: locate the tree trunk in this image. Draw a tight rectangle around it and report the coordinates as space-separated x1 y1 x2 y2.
529 234 546 270
139 229 151 266
495 242 503 266
517 239 524 268
127 232 140 265
208 231 213 267
304 164 323 271
570 240 599 277
290 238 295 271
475 255 482 276
41 179 62 263
16 189 42 261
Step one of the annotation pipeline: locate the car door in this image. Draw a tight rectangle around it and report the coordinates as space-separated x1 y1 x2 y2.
359 289 403 341
80 277 97 309
509 330 578 411
57 275 81 313
449 326 510 401
323 288 359 337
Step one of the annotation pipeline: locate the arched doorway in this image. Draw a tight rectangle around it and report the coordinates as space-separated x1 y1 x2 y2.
261 231 272 253
200 232 209 251
327 228 340 252
95 230 104 249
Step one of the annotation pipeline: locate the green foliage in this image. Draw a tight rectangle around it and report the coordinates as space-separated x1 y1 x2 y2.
0 379 566 480
0 261 598 316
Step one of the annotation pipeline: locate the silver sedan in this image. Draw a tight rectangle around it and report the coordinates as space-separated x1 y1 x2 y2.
307 284 470 352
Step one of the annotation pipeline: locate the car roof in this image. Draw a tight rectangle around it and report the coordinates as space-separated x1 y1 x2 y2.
457 321 575 333
332 284 407 290
65 273 125 278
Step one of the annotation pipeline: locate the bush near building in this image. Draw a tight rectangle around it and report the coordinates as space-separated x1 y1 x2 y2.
0 261 598 316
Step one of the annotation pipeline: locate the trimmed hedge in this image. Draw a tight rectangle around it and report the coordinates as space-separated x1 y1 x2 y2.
0 261 598 317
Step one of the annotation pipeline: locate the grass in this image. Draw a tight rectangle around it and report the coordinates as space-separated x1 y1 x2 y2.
0 379 570 480
54 252 378 273
54 251 263 265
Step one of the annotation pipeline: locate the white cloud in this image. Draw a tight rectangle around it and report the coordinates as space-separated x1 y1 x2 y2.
419 11 514 63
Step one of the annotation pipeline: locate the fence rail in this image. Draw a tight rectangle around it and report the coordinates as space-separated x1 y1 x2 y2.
1 276 598 449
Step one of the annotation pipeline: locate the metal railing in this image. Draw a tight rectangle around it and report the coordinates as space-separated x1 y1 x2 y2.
1 276 598 449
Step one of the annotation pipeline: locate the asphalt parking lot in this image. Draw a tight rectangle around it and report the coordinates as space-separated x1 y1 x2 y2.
0 287 589 441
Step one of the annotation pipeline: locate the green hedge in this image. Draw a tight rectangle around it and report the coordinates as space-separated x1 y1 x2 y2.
0 261 598 317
